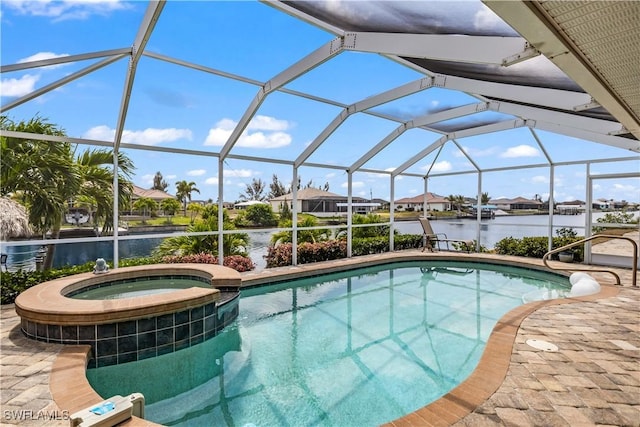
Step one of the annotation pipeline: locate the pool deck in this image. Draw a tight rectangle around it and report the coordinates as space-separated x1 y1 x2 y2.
1 251 638 426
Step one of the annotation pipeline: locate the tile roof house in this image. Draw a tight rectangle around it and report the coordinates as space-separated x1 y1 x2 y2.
395 193 451 212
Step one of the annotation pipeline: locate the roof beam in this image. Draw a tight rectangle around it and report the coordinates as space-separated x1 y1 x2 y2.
529 121 640 153
345 32 531 65
494 100 626 135
220 37 344 160
439 74 593 113
295 77 433 167
392 119 525 177
392 136 449 178
349 102 490 172
1 55 126 113
113 0 164 152
484 0 640 139
0 48 132 73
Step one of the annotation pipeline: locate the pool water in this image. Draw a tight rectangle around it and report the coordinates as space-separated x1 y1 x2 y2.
70 278 211 299
86 261 569 426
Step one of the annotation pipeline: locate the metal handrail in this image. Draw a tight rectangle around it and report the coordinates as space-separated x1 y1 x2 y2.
542 234 638 287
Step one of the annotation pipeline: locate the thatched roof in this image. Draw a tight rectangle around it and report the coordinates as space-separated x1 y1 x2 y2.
0 197 32 241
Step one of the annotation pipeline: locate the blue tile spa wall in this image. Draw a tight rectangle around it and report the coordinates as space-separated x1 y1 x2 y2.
20 295 240 368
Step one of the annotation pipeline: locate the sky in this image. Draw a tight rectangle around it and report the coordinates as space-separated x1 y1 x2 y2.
1 0 639 205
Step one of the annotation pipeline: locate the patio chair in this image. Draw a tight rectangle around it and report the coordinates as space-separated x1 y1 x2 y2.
1 253 7 272
418 217 474 253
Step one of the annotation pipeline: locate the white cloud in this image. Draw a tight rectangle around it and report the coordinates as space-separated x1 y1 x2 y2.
4 0 130 21
247 115 291 131
455 145 498 158
82 125 192 145
364 171 389 179
474 6 503 30
165 174 177 180
1 74 39 97
187 169 206 176
223 169 258 178
140 174 155 186
205 177 219 185
204 115 292 148
422 160 452 173
325 172 336 179
19 52 70 69
341 181 365 189
500 145 540 158
612 183 637 193
530 175 549 184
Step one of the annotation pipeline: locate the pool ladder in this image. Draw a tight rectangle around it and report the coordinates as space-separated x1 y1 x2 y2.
542 234 638 288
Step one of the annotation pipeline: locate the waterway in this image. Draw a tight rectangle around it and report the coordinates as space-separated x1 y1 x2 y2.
2 212 635 272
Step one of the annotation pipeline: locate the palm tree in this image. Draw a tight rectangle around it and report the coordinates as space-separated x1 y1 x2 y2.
133 197 157 224
74 148 134 234
152 171 168 191
1 116 134 269
175 180 200 215
268 174 287 199
239 178 267 201
1 116 78 269
481 192 491 205
154 215 249 257
187 202 203 224
160 198 181 224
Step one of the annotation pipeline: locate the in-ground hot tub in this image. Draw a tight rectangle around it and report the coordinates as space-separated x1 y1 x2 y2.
15 263 241 368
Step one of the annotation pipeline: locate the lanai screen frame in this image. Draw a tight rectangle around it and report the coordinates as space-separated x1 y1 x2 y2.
1 0 638 268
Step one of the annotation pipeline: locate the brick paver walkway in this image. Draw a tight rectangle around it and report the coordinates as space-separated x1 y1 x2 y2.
454 287 640 427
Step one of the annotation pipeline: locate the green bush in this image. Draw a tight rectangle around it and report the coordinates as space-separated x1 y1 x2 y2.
265 234 423 268
494 235 583 261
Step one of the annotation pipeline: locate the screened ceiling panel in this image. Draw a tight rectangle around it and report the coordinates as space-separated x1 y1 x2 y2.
1 0 638 205
367 88 481 122
453 127 547 170
3 59 130 140
358 128 443 173
154 1 332 81
120 57 260 152
283 51 424 106
304 113 401 168
222 91 342 161
428 110 515 134
408 140 477 177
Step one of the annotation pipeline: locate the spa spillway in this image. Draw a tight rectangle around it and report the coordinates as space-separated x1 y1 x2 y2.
15 264 241 368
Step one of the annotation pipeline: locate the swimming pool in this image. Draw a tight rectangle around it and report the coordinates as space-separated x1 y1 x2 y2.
69 277 213 300
86 261 570 426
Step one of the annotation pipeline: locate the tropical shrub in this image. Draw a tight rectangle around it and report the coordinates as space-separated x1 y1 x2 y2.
265 240 347 268
234 204 278 227
592 211 637 234
161 253 255 272
154 216 249 257
494 234 583 261
270 216 329 245
265 234 423 268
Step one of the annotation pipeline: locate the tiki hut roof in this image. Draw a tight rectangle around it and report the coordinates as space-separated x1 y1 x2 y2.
0 197 32 241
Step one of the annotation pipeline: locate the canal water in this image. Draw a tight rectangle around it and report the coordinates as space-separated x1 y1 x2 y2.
2 212 634 272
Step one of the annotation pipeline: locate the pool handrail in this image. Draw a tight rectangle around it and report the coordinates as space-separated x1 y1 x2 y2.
542 234 638 288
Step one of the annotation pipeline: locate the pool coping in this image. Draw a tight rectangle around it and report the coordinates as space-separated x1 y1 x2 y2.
15 263 241 325
46 253 623 426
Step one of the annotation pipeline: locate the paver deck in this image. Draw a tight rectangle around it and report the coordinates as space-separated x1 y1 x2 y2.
1 252 638 426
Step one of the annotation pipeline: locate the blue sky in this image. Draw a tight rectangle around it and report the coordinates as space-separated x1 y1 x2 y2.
2 0 639 204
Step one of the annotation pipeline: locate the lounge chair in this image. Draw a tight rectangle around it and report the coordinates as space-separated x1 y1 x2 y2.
418 217 474 253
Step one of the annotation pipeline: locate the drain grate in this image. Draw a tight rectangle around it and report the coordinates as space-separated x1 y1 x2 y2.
526 339 558 352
